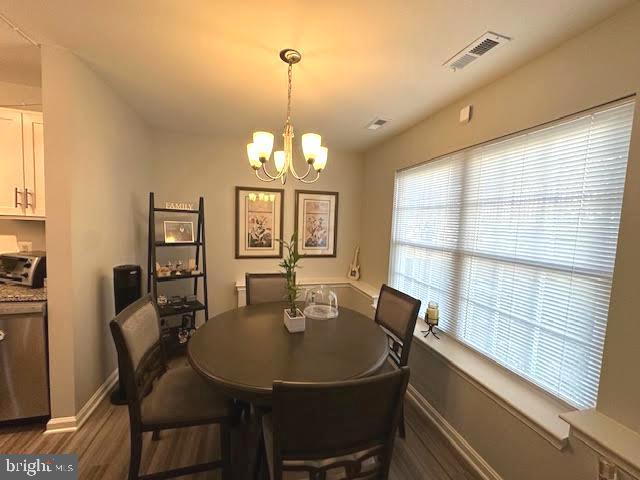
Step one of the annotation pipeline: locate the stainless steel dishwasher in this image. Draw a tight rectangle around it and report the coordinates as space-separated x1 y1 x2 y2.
0 301 50 421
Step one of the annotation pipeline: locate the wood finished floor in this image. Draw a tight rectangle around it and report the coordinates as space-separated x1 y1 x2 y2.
0 393 480 480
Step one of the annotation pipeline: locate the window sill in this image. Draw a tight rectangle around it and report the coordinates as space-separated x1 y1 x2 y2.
412 318 573 450
560 409 640 479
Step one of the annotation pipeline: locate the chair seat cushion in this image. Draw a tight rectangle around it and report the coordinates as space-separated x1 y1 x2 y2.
262 414 381 479
141 366 230 426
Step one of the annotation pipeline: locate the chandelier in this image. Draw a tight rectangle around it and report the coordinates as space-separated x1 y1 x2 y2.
247 49 328 184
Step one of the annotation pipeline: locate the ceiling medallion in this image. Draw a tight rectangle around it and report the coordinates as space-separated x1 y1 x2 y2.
246 49 327 184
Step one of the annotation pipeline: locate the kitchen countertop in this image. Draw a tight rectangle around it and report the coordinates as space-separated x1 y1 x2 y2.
0 283 47 302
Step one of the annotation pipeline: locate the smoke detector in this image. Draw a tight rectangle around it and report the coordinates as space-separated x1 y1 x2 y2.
444 31 511 71
366 117 389 131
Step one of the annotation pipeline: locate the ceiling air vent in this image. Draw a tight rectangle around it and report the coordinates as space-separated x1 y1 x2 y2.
444 31 511 71
366 117 389 131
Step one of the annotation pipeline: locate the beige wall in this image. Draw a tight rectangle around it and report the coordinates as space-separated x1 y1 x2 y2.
0 79 41 110
150 131 364 316
360 3 640 479
0 219 45 251
408 343 597 480
42 45 151 416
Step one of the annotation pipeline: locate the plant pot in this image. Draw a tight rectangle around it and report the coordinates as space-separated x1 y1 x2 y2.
284 308 306 333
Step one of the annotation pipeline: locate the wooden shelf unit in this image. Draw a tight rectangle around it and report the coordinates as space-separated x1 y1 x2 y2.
147 192 209 352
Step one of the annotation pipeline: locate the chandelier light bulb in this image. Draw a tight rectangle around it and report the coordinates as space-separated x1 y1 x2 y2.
247 143 261 169
302 133 322 162
314 146 328 172
253 131 274 161
274 150 286 172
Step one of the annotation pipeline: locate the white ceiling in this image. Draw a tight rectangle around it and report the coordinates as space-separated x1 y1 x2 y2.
0 15 40 86
0 0 633 151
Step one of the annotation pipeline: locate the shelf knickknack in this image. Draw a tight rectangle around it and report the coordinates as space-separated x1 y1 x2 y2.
163 221 195 243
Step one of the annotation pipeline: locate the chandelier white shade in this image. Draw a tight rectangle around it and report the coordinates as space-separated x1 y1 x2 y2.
247 49 328 184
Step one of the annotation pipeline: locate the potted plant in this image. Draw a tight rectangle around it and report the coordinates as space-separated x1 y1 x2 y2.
278 231 305 333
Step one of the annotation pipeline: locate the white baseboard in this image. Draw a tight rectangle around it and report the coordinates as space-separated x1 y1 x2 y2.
43 416 77 434
406 384 503 480
45 369 118 434
76 369 119 429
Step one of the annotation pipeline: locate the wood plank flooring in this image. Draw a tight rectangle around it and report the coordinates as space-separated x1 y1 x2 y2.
0 392 480 480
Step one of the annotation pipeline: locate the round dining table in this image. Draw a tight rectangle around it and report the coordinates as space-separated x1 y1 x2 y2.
188 301 389 405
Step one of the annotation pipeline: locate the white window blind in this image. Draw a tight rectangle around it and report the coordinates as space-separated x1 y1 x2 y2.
390 100 635 408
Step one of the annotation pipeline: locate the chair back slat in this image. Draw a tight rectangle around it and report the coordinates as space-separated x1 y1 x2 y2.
271 368 410 479
120 300 160 369
374 285 421 366
109 294 166 410
245 272 289 305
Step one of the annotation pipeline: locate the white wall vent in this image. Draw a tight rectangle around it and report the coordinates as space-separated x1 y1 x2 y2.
444 31 511 71
366 117 389 131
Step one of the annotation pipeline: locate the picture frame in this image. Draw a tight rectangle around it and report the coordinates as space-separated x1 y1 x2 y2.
235 186 284 259
163 221 195 243
295 190 338 257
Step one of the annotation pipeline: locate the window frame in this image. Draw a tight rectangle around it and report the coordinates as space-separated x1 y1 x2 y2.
388 96 636 409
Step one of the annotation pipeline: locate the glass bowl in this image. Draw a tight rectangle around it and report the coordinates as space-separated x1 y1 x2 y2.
303 285 338 320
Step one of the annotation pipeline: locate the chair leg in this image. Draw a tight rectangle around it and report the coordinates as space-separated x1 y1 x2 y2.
129 428 143 480
221 423 232 480
398 406 406 439
236 400 251 423
231 400 243 427
152 430 160 441
253 429 265 480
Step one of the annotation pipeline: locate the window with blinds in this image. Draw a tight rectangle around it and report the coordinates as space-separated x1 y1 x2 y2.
389 99 636 409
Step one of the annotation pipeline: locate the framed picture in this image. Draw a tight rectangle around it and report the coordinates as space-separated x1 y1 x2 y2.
295 190 338 257
235 186 284 258
163 221 195 243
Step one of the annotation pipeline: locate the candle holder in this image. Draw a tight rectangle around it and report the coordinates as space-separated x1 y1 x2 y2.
421 301 440 339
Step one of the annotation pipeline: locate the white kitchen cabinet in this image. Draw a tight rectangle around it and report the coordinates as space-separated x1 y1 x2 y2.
0 109 25 216
22 112 45 217
0 108 45 218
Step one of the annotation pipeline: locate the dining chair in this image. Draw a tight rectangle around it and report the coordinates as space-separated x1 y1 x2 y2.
245 272 289 305
260 367 410 480
110 294 234 480
374 284 421 439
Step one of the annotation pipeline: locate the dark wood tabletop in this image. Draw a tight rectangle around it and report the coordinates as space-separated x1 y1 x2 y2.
188 302 389 404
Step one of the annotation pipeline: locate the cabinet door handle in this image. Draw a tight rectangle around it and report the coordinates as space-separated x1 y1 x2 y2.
14 187 22 207
0 330 5 342
25 188 33 208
